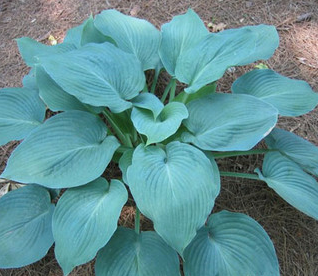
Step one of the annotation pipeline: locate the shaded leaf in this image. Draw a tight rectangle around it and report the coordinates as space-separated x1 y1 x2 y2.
119 149 134 185
131 102 188 145
95 227 180 276
0 185 54 268
53 178 127 275
184 210 279 276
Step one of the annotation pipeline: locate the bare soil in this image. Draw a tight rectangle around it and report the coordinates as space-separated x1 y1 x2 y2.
0 0 318 275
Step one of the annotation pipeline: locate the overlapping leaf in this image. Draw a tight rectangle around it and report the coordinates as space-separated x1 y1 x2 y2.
36 66 102 113
1 111 119 188
159 9 209 76
53 178 127 275
184 211 279 276
39 43 145 113
255 152 318 220
0 87 46 146
63 15 115 48
127 142 220 254
175 28 258 93
265 128 318 176
131 93 164 119
182 93 278 151
131 102 188 145
95 227 180 276
94 9 161 70
119 149 134 185
16 37 75 67
232 69 318 116
0 185 54 268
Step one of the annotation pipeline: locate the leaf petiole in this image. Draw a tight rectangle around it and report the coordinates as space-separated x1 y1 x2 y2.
213 149 275 159
135 207 140 234
220 171 260 180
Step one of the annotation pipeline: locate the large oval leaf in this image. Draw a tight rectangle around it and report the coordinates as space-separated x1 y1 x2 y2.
53 178 128 275
39 43 145 113
94 9 161 71
127 142 220 254
182 93 278 151
131 102 188 145
0 87 46 146
255 151 318 220
95 227 180 276
0 185 54 268
232 69 318 116
159 9 208 76
184 211 279 276
1 111 119 188
265 128 318 176
175 28 257 93
16 37 75 67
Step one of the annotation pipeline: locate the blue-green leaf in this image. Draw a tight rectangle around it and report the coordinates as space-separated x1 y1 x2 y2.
175 28 257 93
119 149 134 185
235 25 279 65
39 43 145 113
0 87 46 146
232 69 318 116
53 178 127 275
131 102 188 145
255 152 318 220
0 185 54 268
22 68 37 90
94 9 161 71
184 211 279 276
265 128 318 176
1 111 119 188
159 9 208 76
182 93 278 151
95 227 181 276
36 66 102 113
127 142 220 254
63 15 115 48
131 93 164 119
16 37 75 67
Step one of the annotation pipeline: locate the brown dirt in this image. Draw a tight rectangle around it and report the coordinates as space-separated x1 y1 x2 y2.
1 0 318 275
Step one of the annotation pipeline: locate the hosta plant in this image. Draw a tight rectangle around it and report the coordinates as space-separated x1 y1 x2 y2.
1 8 318 276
